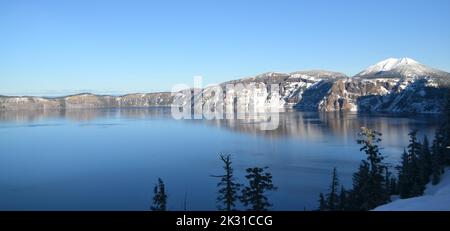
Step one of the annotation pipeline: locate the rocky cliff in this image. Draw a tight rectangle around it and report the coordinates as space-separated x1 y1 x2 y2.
0 92 173 110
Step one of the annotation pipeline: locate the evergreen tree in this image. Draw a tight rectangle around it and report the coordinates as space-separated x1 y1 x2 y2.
411 130 424 194
240 167 277 211
352 127 389 209
430 89 450 184
383 167 394 199
431 136 443 185
408 130 421 182
213 154 241 211
410 179 423 198
338 186 346 211
347 161 371 211
436 129 447 171
398 149 411 198
150 178 168 211
389 177 398 195
326 167 340 211
419 135 432 184
408 130 421 158
442 89 450 165
318 193 327 211
357 128 384 175
398 130 425 198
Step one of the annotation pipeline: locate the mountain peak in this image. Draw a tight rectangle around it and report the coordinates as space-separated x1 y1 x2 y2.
355 57 427 78
381 57 419 68
367 57 419 72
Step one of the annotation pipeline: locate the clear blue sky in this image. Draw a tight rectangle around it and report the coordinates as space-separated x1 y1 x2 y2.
1 0 449 96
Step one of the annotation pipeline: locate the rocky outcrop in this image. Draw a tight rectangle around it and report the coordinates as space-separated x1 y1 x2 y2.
310 77 448 113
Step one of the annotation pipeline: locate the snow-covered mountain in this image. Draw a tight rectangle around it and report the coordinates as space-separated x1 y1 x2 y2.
356 57 450 80
310 58 450 113
357 57 421 77
1 58 449 113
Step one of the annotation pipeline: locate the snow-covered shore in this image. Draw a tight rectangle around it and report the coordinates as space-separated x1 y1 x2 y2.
374 168 450 211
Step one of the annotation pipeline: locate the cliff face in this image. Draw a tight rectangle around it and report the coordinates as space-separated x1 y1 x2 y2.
201 71 347 113
0 96 63 110
306 77 448 113
1 58 449 113
0 92 174 110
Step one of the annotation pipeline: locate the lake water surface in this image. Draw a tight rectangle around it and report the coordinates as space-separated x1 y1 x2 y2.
0 108 440 210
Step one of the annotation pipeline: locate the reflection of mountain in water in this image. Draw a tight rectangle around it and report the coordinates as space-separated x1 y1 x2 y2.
196 111 439 147
0 107 173 122
1 108 440 148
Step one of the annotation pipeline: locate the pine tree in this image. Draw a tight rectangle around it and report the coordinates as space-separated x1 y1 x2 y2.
318 193 327 211
398 149 411 198
436 129 447 171
431 136 443 185
397 130 433 198
357 127 384 175
150 178 168 211
353 127 389 209
326 167 340 211
408 130 421 157
408 130 421 185
213 154 241 211
442 89 450 165
383 167 393 200
406 130 425 197
389 177 398 195
338 186 346 211
408 130 426 197
430 89 450 184
347 161 371 211
419 135 432 184
240 167 277 211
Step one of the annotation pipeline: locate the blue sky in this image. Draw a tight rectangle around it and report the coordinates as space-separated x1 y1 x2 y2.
1 0 449 96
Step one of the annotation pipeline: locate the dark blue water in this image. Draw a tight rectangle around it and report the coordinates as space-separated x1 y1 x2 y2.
0 108 440 210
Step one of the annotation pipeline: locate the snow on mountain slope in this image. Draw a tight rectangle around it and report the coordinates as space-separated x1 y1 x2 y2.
355 57 450 80
289 70 348 80
358 58 419 76
374 168 450 211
